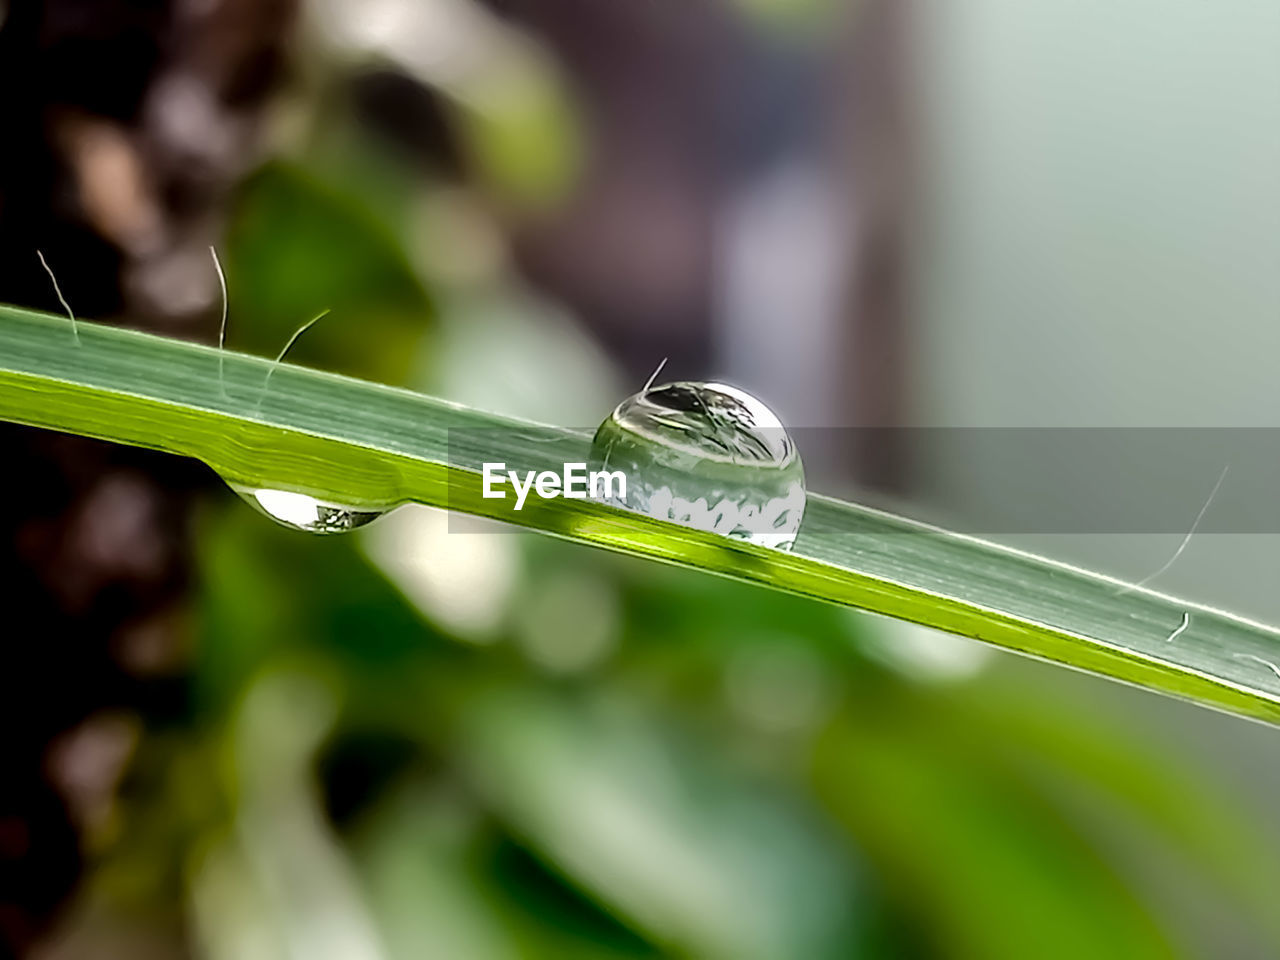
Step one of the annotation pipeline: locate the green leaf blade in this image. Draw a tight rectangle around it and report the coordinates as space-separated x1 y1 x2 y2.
3 304 1279 724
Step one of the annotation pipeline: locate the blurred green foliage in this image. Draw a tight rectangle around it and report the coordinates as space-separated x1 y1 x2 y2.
93 480 1280 959
225 162 433 384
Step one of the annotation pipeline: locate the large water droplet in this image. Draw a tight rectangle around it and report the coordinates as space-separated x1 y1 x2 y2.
590 381 805 550
232 486 387 534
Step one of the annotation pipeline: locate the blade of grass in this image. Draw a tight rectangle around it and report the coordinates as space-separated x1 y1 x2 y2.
2 305 1279 724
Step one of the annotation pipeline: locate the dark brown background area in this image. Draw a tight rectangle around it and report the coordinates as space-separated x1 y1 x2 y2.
0 1 294 953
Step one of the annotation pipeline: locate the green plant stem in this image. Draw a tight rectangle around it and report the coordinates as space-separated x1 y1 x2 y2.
3 305 1279 724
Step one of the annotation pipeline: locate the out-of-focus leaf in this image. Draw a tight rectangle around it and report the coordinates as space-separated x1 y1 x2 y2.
454 686 866 960
193 473 1280 960
192 669 385 960
226 162 432 384
355 781 524 960
313 0 582 208
950 676 1280 953
355 779 662 960
201 505 863 960
197 501 454 710
812 703 1175 960
451 67 582 209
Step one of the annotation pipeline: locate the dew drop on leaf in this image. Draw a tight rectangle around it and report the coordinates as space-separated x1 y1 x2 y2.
231 485 386 534
590 381 805 550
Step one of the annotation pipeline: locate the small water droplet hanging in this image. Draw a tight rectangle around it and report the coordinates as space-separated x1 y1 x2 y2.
590 381 805 550
232 485 386 534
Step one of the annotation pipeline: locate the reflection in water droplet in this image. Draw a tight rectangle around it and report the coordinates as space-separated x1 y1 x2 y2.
233 486 387 534
590 381 805 550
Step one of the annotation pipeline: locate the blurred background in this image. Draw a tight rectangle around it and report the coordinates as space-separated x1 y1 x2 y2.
2 0 1280 957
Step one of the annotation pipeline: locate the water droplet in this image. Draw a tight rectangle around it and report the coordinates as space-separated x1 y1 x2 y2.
232 485 387 534
590 381 805 550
